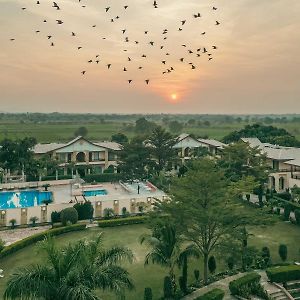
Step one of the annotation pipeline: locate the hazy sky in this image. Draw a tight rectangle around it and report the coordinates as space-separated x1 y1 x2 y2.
0 0 299 114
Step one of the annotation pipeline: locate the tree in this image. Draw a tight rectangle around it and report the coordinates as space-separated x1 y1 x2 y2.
135 118 156 134
140 222 199 292
168 121 183 133
111 133 128 145
118 137 153 180
158 159 267 284
9 219 16 229
163 276 173 299
208 256 217 274
74 126 88 137
147 126 177 174
30 216 39 227
279 244 288 261
144 287 153 300
4 234 134 300
74 202 94 220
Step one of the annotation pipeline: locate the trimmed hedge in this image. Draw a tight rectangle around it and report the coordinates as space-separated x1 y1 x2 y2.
83 173 123 183
98 216 147 227
266 265 300 283
0 224 86 259
273 196 300 212
229 272 261 295
195 288 225 300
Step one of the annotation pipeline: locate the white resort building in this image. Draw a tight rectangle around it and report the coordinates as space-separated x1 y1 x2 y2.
242 138 300 192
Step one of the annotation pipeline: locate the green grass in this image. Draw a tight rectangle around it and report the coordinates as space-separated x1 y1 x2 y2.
1 221 300 299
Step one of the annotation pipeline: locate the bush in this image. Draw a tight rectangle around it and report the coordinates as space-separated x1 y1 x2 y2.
284 203 291 221
51 211 61 223
295 209 300 225
144 287 152 300
0 224 86 259
227 257 235 270
98 216 147 227
279 244 288 261
273 195 300 212
103 208 115 219
29 216 38 227
229 272 261 297
9 219 17 229
246 194 250 201
74 201 94 220
208 256 217 274
261 246 271 267
83 173 123 183
195 288 225 300
0 238 5 252
60 207 78 226
266 265 300 283
163 276 173 299
277 192 292 201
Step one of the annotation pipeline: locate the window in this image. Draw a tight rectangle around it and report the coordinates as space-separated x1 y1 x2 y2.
272 160 279 170
93 152 100 161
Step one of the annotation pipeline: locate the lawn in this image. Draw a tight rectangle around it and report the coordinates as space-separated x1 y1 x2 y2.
0 221 300 299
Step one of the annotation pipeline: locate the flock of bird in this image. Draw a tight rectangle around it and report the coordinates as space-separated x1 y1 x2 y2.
10 1 221 86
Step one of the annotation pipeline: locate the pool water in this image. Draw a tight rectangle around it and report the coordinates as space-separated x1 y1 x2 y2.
0 190 52 209
83 189 108 197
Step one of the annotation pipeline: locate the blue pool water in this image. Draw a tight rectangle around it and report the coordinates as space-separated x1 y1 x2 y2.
83 189 108 197
0 190 52 209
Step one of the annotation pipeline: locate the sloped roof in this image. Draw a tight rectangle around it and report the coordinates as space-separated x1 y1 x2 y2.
176 133 190 142
33 136 121 154
198 138 226 148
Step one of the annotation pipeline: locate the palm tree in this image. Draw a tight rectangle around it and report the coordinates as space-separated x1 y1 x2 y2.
140 223 199 293
4 234 134 300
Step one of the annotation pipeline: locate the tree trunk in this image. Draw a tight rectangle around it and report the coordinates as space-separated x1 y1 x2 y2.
203 253 209 285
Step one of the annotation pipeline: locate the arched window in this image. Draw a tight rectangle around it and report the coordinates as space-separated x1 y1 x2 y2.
76 152 86 163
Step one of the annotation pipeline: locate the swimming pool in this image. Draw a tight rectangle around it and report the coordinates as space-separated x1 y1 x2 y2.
83 189 108 197
0 190 52 209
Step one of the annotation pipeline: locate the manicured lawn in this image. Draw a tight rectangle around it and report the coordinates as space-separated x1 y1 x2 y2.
1 221 300 299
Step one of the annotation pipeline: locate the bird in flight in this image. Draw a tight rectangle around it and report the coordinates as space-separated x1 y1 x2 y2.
52 2 60 10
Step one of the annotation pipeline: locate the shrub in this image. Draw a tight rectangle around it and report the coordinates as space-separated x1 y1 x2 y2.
266 265 300 283
121 207 129 217
295 209 300 225
144 287 152 300
98 216 147 227
208 256 217 274
279 244 288 261
0 224 86 259
229 272 261 297
29 216 39 227
103 208 115 219
163 276 173 299
284 203 291 221
0 238 5 252
60 207 78 226
227 257 235 270
9 219 17 229
51 211 61 223
181 255 188 293
277 192 292 201
194 269 200 281
73 201 94 220
83 173 122 183
195 288 225 300
261 246 271 267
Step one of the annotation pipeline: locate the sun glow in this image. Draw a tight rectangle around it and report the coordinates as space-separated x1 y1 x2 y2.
170 93 178 102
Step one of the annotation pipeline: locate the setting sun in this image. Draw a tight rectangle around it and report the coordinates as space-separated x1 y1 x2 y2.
171 93 178 101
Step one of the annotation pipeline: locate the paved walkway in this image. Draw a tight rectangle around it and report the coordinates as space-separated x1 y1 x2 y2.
0 225 51 246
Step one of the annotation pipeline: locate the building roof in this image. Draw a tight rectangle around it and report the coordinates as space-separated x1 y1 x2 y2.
33 137 121 154
242 137 300 162
176 133 190 142
198 138 226 148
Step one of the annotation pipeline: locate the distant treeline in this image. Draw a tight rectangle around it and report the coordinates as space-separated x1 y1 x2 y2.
1 113 300 124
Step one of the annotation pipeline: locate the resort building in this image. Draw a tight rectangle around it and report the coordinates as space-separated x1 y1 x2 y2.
241 138 300 192
173 133 226 162
33 136 121 176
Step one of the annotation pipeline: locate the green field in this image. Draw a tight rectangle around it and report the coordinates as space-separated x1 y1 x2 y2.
0 221 300 299
1 121 300 143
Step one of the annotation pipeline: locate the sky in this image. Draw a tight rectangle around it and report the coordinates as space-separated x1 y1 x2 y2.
0 0 299 114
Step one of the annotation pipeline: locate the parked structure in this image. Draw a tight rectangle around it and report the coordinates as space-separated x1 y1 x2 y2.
242 138 300 191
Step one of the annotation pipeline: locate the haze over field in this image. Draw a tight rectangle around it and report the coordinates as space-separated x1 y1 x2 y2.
0 0 299 114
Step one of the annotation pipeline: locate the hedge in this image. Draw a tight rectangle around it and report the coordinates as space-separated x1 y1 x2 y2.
98 216 147 227
229 272 261 295
266 265 300 283
0 224 86 259
83 173 123 183
273 196 300 212
195 289 225 300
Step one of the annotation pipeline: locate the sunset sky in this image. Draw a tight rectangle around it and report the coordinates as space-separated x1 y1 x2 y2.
0 0 299 114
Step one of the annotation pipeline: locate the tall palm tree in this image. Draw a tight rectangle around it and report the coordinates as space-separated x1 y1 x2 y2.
140 223 199 291
4 234 134 300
